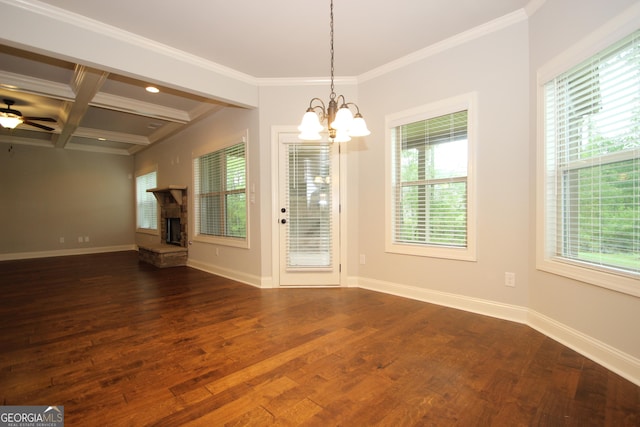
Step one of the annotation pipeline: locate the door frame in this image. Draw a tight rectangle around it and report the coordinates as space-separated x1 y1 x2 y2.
270 126 349 288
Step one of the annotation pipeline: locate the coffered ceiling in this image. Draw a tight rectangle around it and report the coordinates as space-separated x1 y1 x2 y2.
0 45 227 155
0 0 534 155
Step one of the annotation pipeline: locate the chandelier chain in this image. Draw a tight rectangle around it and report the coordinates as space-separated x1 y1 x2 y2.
329 0 335 100
297 0 370 141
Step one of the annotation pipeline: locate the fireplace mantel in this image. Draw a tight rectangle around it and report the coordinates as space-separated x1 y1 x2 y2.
148 185 187 206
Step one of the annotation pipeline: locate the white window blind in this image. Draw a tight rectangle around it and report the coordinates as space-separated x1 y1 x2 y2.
543 29 640 278
194 142 247 239
136 170 157 230
391 110 469 248
285 144 333 268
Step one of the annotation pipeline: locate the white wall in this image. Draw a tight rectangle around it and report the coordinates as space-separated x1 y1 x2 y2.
134 106 263 285
354 20 531 317
0 143 134 258
528 0 640 378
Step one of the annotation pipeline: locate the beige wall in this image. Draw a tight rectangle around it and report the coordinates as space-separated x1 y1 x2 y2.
355 21 531 309
528 0 640 364
0 144 134 257
134 106 263 285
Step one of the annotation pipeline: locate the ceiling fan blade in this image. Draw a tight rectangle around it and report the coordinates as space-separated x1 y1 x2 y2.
23 116 56 122
23 120 55 132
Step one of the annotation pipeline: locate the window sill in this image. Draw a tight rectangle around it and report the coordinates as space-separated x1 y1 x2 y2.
136 228 159 236
537 257 640 298
386 242 476 262
193 234 249 249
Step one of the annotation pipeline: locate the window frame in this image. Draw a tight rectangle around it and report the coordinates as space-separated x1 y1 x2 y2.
385 92 477 261
192 131 250 249
135 167 158 235
536 24 640 297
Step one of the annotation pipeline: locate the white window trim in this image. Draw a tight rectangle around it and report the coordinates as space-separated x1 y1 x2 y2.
535 10 640 298
135 165 159 236
385 92 477 261
191 130 250 249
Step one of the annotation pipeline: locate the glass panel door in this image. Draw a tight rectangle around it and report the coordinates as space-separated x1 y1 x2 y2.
278 136 340 286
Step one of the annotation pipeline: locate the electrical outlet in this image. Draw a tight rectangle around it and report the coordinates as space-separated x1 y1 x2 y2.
84 236 90 242
78 236 83 243
505 272 516 287
359 254 366 265
59 237 65 244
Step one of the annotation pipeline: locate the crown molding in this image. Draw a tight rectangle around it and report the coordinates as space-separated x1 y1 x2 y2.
258 7 532 87
256 76 359 87
2 0 258 87
73 127 149 146
358 8 529 83
0 70 75 100
524 0 547 17
90 92 190 123
2 0 537 90
64 142 131 156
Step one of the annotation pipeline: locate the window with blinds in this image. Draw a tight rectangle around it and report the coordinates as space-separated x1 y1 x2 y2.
542 29 640 283
193 142 247 242
136 170 157 231
387 93 475 260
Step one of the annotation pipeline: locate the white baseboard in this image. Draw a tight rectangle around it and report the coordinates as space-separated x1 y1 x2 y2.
356 276 529 324
0 245 136 261
187 258 262 288
354 275 639 387
528 310 640 387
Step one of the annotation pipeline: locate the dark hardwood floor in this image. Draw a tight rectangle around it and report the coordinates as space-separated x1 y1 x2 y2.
0 251 638 426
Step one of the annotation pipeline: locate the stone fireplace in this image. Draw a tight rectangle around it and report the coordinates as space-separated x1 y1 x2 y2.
153 186 188 247
138 185 188 267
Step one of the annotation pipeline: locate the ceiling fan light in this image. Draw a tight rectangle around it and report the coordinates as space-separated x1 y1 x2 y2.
0 113 23 129
348 115 371 137
330 106 353 131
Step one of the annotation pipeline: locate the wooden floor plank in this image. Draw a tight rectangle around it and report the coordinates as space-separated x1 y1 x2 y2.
0 251 638 426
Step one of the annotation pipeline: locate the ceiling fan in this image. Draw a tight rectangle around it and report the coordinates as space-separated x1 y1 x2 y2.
0 99 56 131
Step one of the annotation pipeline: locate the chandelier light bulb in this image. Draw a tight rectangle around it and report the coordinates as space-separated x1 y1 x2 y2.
348 114 371 137
330 106 354 132
333 129 351 143
298 110 324 133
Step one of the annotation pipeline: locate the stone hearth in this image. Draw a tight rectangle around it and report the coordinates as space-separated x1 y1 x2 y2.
138 185 188 268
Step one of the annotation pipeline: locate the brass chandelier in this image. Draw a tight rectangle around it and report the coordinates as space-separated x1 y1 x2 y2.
298 0 370 142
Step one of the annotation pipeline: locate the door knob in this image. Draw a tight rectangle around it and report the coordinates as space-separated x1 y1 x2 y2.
281 208 286 213
281 218 287 224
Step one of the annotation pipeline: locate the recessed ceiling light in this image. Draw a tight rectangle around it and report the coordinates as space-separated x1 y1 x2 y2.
145 86 160 93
